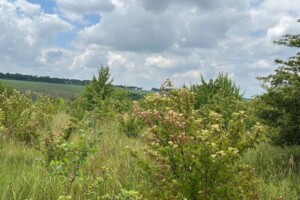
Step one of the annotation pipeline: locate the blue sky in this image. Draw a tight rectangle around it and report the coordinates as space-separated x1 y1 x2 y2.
27 0 56 13
0 0 300 97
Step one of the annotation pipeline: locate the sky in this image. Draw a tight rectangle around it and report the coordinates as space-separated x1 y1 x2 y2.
0 0 300 97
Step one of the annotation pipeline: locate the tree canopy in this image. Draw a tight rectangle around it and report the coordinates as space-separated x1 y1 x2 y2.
83 65 114 110
258 20 300 145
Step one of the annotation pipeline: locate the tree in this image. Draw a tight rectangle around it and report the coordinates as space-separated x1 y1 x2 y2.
83 65 114 110
191 73 242 108
258 20 300 145
191 74 244 128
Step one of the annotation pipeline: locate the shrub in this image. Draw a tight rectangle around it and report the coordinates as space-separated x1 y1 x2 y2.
133 80 265 199
119 111 144 138
42 120 97 195
0 90 55 144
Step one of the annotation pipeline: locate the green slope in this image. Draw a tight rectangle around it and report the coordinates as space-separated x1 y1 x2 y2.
0 79 83 99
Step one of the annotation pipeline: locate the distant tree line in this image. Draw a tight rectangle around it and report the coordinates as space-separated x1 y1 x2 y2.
0 72 90 85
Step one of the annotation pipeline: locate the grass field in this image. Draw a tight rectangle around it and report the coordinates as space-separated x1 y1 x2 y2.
0 79 84 99
0 113 152 199
0 79 148 99
1 113 300 199
2 78 298 199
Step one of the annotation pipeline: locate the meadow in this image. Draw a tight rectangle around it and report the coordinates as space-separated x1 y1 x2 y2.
0 79 83 99
0 79 147 100
0 69 300 199
1 114 299 199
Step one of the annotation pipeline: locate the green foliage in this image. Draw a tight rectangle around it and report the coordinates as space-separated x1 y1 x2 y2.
133 80 265 199
0 81 13 96
110 88 133 113
83 65 114 110
0 139 65 200
191 73 242 109
119 111 144 138
0 109 4 132
0 90 56 144
258 21 300 145
241 143 300 199
191 74 244 127
45 120 97 195
68 95 89 122
114 188 143 200
87 177 143 200
1 79 84 99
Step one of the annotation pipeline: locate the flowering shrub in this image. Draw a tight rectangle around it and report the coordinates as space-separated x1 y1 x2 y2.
133 80 265 199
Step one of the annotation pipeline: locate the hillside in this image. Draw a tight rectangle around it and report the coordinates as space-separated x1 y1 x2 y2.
0 79 83 99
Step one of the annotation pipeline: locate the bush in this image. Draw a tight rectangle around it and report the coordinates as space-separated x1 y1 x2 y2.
119 111 144 138
41 119 97 195
0 90 56 144
133 80 266 199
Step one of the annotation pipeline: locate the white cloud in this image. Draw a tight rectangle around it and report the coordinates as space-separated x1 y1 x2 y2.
0 0 72 75
107 52 126 66
1 0 300 96
145 55 172 68
266 16 300 42
15 0 41 16
252 59 272 70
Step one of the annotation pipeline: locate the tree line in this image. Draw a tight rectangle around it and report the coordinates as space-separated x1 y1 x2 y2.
0 72 90 85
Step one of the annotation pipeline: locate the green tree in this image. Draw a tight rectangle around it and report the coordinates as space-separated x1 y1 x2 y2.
258 20 300 145
191 73 242 109
191 74 245 128
83 65 114 110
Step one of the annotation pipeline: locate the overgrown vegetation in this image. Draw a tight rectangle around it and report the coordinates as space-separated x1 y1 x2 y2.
132 80 265 199
1 26 300 199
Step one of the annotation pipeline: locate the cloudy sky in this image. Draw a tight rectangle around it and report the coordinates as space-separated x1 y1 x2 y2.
0 0 300 97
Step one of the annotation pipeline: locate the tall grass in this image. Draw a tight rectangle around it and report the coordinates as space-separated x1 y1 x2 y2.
81 121 153 198
241 143 300 199
0 114 153 199
0 139 64 200
1 113 300 199
0 112 71 199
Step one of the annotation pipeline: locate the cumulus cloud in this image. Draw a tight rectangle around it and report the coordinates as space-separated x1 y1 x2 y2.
145 55 172 68
75 7 175 52
0 0 72 75
1 0 300 96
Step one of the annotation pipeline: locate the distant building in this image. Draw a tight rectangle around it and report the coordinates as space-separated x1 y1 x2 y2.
151 88 170 92
115 85 143 91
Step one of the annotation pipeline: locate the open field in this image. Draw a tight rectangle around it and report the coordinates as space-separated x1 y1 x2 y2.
0 79 84 99
0 79 148 99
